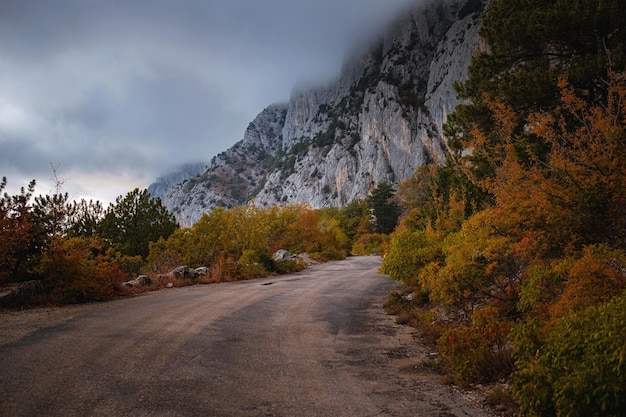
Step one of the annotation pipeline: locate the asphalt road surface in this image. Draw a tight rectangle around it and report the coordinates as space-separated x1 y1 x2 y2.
0 256 492 417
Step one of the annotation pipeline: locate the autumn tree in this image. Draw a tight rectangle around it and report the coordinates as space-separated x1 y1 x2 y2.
147 203 349 280
447 0 626 184
180 207 229 266
467 74 626 258
277 205 321 254
383 72 626 392
380 227 441 288
36 236 129 304
397 164 488 233
378 0 626 399
333 199 372 241
0 178 39 283
513 292 626 417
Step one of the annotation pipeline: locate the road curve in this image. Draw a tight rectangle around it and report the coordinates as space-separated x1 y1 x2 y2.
0 256 491 417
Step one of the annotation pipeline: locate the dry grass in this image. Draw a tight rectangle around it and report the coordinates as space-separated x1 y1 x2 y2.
384 288 445 347
485 384 519 416
384 284 519 415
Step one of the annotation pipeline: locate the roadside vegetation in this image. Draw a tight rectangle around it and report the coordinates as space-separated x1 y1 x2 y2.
381 1 626 415
0 177 397 308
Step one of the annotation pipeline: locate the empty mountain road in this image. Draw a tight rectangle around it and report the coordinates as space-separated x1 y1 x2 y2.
0 256 492 417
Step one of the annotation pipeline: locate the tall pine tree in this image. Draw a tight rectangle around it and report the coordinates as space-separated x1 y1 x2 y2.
99 189 178 258
367 181 401 235
447 0 626 181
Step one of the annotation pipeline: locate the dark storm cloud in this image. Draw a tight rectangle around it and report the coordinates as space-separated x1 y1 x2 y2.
0 0 417 203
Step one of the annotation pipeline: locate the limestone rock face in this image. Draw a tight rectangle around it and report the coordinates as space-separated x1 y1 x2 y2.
151 0 487 227
162 104 288 226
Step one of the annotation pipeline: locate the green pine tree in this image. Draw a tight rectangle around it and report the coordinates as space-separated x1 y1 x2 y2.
367 181 401 235
447 0 626 179
99 189 178 258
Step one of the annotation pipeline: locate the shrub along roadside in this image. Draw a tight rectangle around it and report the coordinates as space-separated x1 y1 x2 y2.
1 181 385 308
381 72 626 415
512 292 626 417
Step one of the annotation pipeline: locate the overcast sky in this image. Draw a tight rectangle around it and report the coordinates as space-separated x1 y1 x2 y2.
0 0 417 205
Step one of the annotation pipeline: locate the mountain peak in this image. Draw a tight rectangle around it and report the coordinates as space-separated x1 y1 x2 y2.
151 0 486 226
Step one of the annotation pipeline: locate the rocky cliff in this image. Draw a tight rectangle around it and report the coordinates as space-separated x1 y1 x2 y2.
153 0 487 226
147 162 206 204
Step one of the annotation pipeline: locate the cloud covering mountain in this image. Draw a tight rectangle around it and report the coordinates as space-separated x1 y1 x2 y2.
0 0 416 203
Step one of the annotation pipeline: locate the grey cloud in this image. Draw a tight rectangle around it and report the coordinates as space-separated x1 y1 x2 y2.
60 86 115 130
0 0 418 203
0 137 50 175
